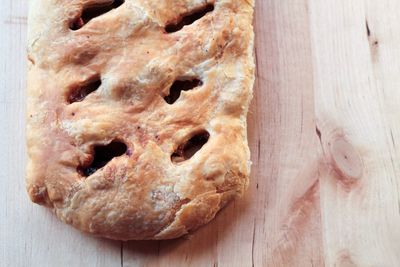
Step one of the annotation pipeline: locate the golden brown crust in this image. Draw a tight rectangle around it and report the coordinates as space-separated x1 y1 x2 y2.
26 0 255 240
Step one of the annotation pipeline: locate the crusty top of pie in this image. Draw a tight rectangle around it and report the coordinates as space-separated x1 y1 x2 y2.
26 0 255 240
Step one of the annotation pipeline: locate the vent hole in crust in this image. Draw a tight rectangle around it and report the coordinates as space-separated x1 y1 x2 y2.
165 4 214 33
70 0 125 30
68 78 101 104
164 79 203 104
78 141 128 177
171 131 210 163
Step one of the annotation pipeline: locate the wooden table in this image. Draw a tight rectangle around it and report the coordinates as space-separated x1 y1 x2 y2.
2 1 400 266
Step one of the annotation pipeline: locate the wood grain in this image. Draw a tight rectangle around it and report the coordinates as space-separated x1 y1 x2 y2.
310 1 400 266
2 0 400 266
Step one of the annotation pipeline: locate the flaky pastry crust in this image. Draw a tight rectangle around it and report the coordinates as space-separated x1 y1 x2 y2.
26 0 255 240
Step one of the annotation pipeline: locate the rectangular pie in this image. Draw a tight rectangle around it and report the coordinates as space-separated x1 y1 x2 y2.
26 0 255 240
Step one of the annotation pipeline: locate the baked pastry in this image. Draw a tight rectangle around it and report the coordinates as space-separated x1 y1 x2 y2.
26 0 255 240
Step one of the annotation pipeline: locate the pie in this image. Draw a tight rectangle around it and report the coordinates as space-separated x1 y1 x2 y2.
26 0 255 240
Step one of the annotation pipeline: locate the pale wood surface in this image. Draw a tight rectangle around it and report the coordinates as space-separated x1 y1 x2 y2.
2 0 400 266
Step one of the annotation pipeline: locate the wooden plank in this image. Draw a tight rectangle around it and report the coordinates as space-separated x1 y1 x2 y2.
250 1 324 266
0 1 121 267
309 0 400 266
